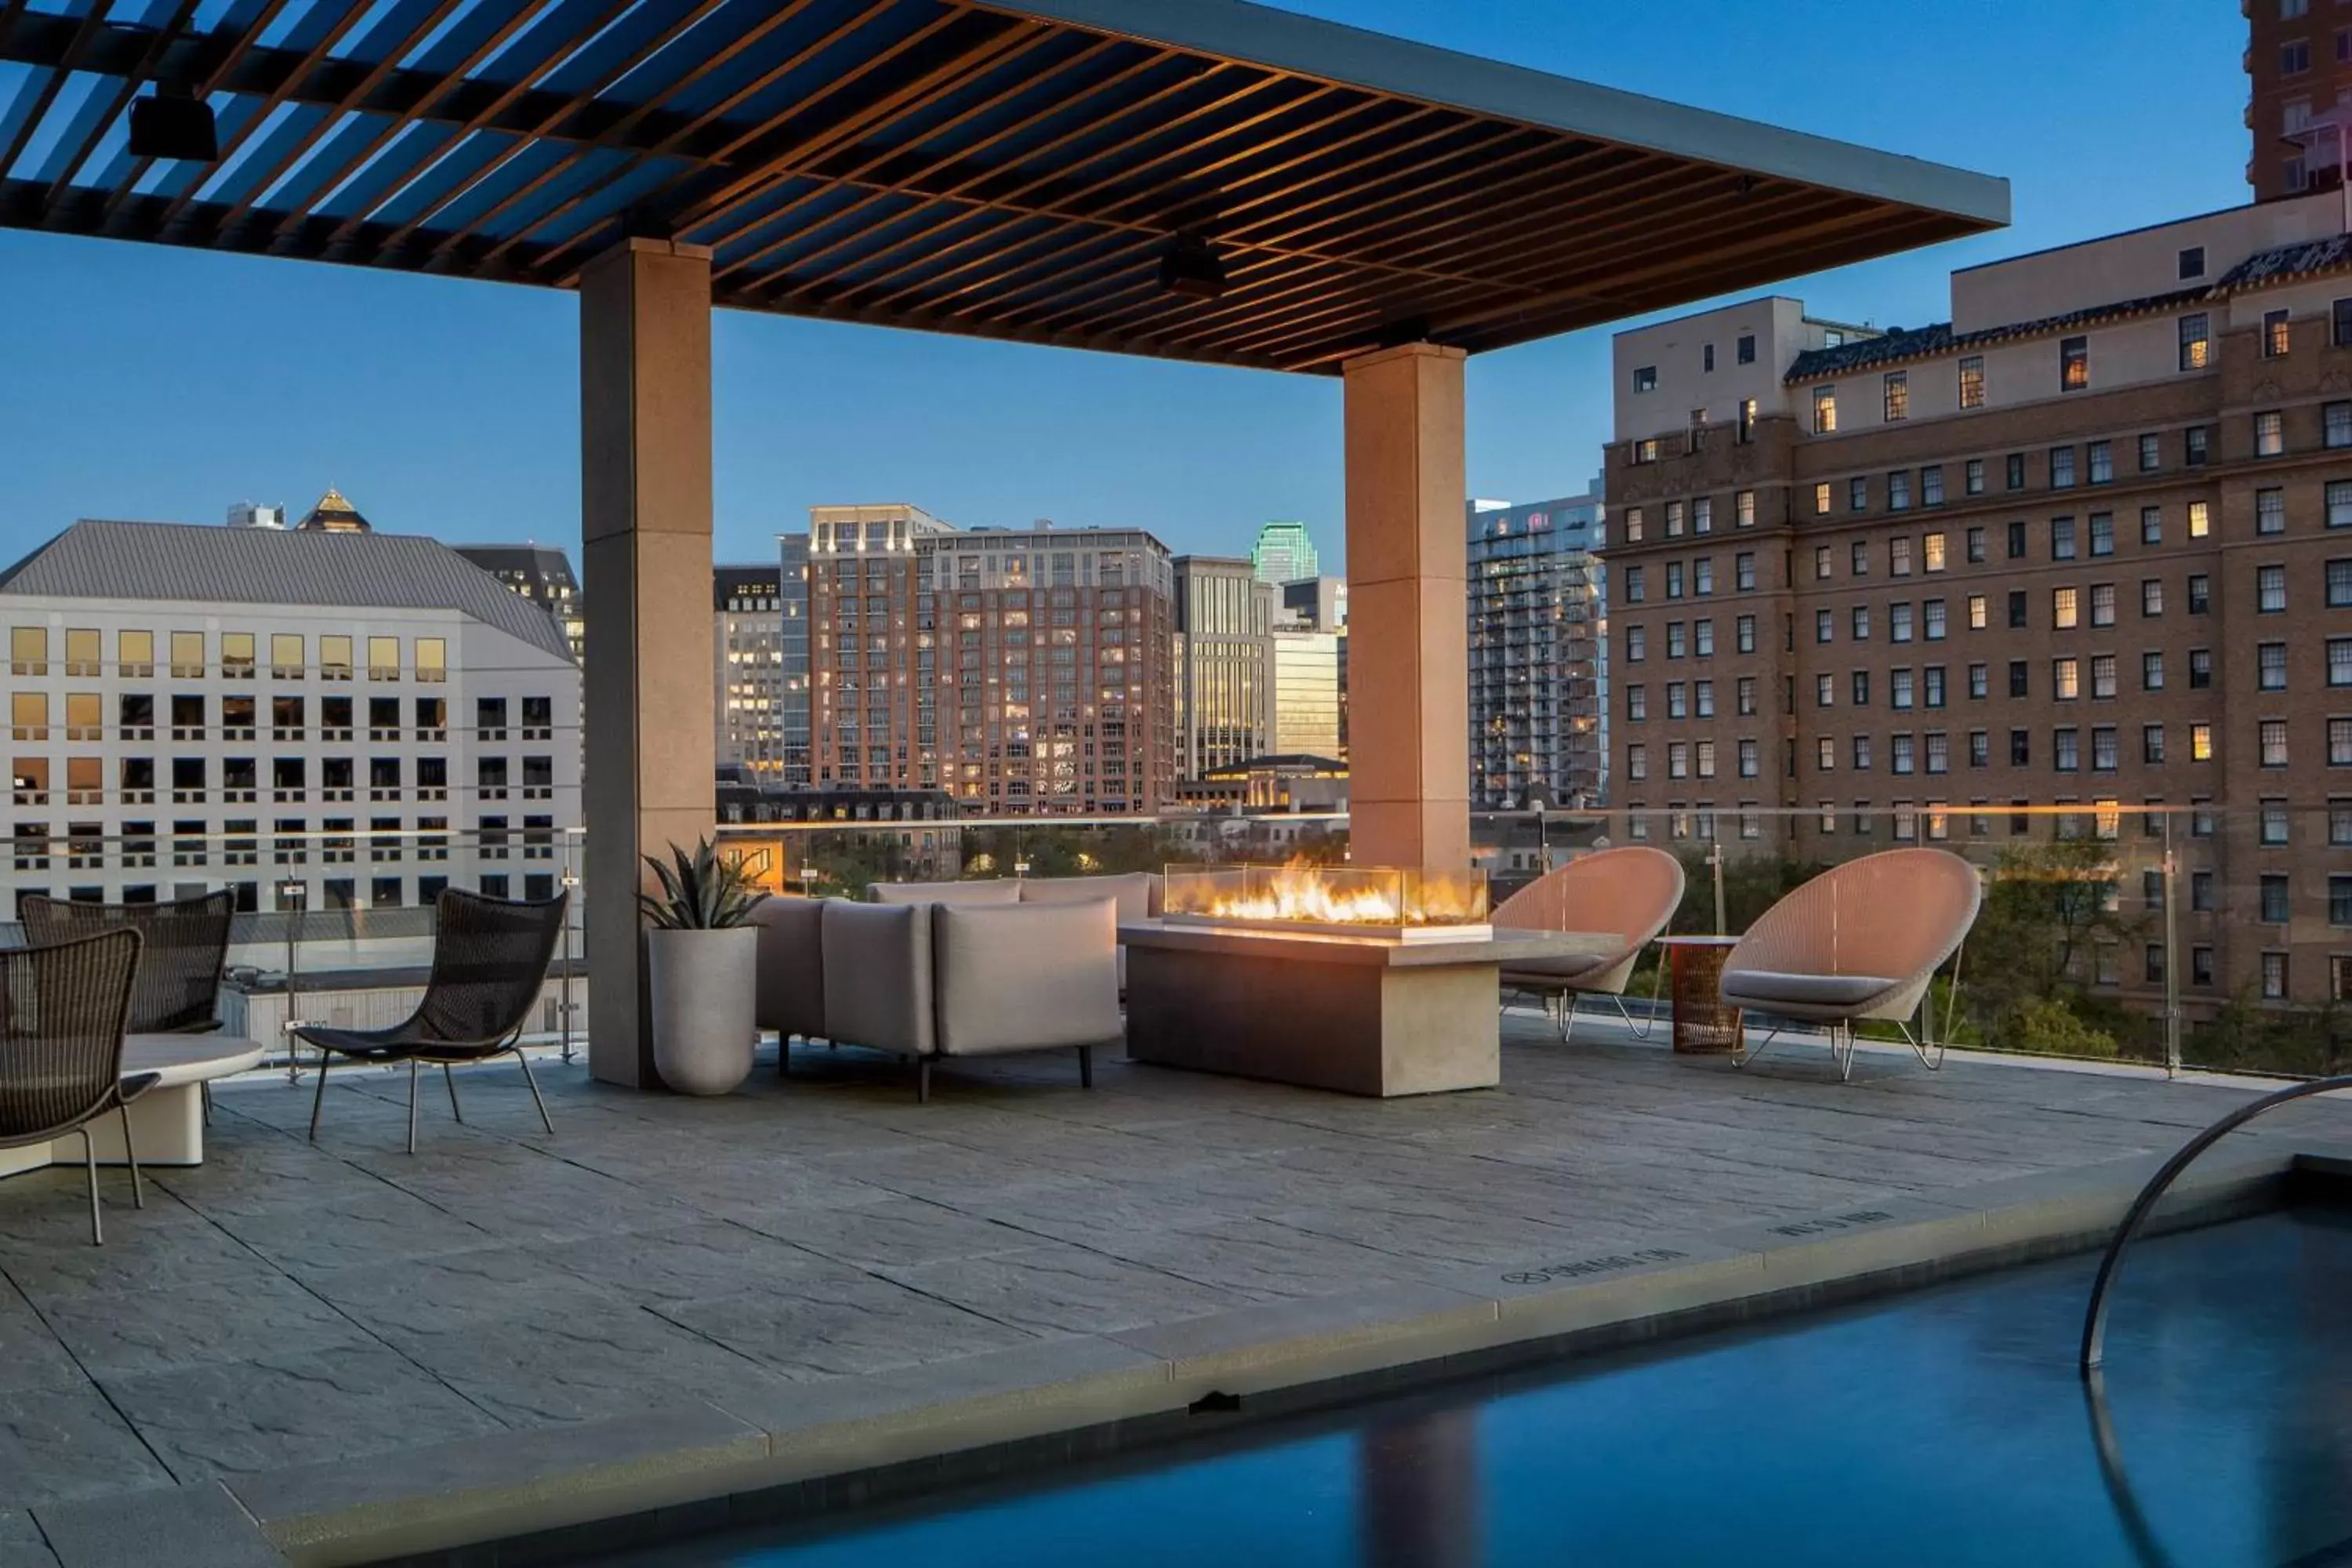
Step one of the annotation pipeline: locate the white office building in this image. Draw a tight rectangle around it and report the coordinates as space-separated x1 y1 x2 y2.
1 520 582 914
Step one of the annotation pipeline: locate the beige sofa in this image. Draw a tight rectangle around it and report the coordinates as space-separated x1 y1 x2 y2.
875 873 1159 991
753 890 1126 1102
873 872 1160 921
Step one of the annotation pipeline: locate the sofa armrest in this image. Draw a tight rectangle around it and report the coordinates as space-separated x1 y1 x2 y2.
746 897 826 1039
821 901 935 1056
933 900 1121 1058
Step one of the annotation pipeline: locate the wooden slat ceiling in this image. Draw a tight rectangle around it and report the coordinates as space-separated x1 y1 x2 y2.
0 0 2007 372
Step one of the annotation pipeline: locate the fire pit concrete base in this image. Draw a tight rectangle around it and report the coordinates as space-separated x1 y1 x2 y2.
1119 920 1614 1098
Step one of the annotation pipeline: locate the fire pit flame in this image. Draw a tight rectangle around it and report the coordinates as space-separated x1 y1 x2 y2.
1163 862 1490 942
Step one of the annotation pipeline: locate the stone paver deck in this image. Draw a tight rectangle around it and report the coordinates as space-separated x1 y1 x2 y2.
2 1015 2347 1564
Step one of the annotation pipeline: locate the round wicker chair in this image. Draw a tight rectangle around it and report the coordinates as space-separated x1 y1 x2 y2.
1492 846 1686 1043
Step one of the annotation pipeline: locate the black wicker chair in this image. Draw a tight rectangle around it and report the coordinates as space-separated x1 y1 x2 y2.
297 889 567 1152
22 892 234 1122
0 929 150 1243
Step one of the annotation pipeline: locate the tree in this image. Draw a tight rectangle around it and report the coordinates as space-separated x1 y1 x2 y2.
1960 837 2151 1057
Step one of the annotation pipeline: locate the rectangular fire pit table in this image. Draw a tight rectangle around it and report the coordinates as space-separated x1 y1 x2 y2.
1119 920 1617 1097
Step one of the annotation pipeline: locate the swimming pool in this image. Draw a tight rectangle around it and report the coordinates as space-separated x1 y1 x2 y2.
593 1207 2352 1567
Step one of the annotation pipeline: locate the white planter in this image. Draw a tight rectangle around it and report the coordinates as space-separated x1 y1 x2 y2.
647 927 759 1095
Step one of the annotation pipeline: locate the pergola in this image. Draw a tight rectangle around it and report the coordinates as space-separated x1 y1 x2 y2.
0 0 2007 1087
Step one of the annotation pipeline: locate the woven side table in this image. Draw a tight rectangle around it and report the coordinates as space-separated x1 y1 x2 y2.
1657 935 1743 1055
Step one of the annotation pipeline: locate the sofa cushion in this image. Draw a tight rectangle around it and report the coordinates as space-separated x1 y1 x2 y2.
1017 872 1156 926
872 879 1020 907
933 900 1122 1058
745 897 825 1039
1497 952 1609 987
1720 969 1897 1010
821 901 935 1056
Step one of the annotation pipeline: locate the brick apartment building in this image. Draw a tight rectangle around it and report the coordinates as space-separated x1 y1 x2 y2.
2249 0 2352 203
803 506 1175 814
1605 191 2352 1010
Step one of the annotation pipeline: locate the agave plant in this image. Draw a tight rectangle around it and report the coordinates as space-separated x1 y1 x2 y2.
640 838 770 930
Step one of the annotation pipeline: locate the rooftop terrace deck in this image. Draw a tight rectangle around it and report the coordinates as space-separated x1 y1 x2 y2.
3 1015 2347 1565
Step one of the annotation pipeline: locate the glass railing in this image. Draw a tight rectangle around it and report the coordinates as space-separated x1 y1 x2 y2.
0 826 586 1075
14 802 2342 1085
1470 803 2352 1081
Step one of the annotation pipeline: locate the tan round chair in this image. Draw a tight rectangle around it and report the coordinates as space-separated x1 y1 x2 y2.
1492 847 1686 1044
1718 848 1983 1081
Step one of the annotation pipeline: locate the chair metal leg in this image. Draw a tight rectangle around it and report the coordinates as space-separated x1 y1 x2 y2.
1559 994 1577 1046
78 1127 101 1246
1733 1021 1786 1070
917 1058 932 1104
201 1081 212 1127
515 1048 554 1135
117 1104 143 1210
1834 1022 1858 1083
442 1064 464 1123
407 1057 419 1154
307 1048 331 1141
1079 1044 1094 1088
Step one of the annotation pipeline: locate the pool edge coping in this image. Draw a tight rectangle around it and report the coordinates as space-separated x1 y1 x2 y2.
40 1138 2350 1568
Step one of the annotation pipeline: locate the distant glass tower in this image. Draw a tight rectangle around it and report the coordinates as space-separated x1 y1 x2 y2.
1466 485 1607 810
1250 520 1318 585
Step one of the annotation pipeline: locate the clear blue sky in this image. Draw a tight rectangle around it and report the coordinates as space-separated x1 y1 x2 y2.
0 0 2250 572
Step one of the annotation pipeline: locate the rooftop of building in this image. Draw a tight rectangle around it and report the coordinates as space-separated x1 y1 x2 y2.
0 520 579 662
1782 227 2352 383
716 564 786 605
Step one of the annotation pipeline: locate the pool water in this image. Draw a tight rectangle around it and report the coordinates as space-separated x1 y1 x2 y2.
598 1208 2352 1568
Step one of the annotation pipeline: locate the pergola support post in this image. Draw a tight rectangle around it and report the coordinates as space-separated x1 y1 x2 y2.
580 237 717 1089
1342 343 1470 872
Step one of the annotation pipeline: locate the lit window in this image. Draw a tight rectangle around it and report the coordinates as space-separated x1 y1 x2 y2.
2053 657 2080 700
2179 314 2210 371
1813 483 1831 516
1923 532 1947 572
1883 372 1908 422
2265 307 2292 358
1813 385 1837 434
2188 501 2210 539
1968 594 1987 630
1736 490 1755 528
2191 722 2214 761
1958 356 1984 408
2053 587 2079 629
2060 336 2089 391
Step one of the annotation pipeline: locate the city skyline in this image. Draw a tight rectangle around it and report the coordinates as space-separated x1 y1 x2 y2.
0 0 2243 570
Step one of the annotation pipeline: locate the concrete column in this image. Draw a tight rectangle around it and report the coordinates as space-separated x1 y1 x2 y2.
1343 343 1470 871
580 238 716 1088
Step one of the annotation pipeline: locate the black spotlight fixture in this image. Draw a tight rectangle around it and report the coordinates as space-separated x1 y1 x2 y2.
129 83 219 163
1159 231 1228 300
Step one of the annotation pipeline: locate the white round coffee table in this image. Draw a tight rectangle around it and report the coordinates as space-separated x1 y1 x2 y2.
0 1033 265 1179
